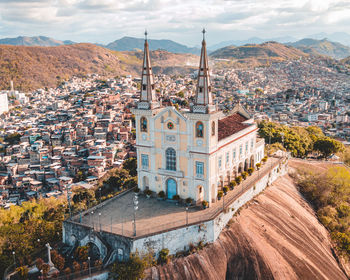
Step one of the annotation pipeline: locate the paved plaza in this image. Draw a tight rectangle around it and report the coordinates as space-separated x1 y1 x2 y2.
74 157 280 238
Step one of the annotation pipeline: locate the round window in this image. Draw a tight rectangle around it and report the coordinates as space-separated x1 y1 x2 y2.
167 122 174 129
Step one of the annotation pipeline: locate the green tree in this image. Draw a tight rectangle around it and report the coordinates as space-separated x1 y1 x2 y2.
314 137 344 158
74 170 87 183
122 158 137 176
110 252 147 280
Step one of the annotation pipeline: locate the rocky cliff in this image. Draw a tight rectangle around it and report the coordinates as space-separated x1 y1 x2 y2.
145 175 348 280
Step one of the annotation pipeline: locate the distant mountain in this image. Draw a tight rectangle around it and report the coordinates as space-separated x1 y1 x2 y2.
0 36 75 47
209 36 297 52
105 36 199 54
0 44 197 91
210 42 307 68
308 32 350 46
288 38 350 59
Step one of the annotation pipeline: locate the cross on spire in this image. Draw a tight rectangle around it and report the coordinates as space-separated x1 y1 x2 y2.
192 29 215 113
138 30 159 109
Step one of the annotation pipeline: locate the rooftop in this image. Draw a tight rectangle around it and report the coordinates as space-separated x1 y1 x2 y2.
218 113 250 141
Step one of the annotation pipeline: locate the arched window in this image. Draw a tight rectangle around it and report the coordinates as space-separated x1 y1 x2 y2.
166 148 176 171
211 121 215 136
140 117 147 132
196 122 204 138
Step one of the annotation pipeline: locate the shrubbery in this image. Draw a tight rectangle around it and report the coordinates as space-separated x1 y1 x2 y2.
258 121 344 158
296 166 350 257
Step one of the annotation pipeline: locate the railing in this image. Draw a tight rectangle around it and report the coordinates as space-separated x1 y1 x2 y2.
66 157 285 239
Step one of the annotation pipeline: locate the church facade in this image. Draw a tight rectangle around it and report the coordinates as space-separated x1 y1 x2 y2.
131 31 264 207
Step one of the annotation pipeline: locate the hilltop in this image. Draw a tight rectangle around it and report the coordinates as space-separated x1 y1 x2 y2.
289 38 350 59
210 42 307 68
0 36 74 47
0 44 197 91
106 36 199 54
145 174 349 279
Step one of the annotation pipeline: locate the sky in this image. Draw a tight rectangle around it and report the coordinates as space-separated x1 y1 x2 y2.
0 0 350 46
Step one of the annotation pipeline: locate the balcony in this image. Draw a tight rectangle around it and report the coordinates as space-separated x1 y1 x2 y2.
158 168 184 178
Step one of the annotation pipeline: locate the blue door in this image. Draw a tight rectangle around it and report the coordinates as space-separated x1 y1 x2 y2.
167 178 177 199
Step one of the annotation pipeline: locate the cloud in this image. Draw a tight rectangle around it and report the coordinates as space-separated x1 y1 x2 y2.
0 0 349 45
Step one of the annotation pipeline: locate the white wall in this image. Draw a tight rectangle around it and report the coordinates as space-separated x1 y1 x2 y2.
132 220 214 256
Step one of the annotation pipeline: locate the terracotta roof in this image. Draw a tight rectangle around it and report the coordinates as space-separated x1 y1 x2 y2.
218 113 250 141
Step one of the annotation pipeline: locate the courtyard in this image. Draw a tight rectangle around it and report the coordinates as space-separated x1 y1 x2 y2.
73 157 281 238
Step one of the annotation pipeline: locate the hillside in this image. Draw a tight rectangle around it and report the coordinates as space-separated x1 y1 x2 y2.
0 44 197 90
210 42 307 68
145 174 349 279
0 36 74 47
342 56 350 67
106 36 199 54
289 38 350 59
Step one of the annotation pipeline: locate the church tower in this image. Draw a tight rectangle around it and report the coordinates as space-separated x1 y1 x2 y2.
137 31 160 110
191 29 216 114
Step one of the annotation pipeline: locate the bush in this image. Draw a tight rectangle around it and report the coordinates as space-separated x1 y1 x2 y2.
158 191 165 198
110 252 147 280
134 187 140 193
144 189 152 196
202 200 208 208
235 176 242 185
262 156 268 163
242 172 248 180
223 186 229 193
185 197 192 205
247 167 254 175
217 191 223 199
256 163 262 169
172 194 180 201
158 248 170 264
229 181 236 189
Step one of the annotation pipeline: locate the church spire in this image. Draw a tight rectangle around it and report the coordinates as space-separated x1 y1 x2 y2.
192 28 214 113
138 30 159 109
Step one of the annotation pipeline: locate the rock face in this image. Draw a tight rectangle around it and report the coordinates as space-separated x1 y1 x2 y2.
145 175 348 280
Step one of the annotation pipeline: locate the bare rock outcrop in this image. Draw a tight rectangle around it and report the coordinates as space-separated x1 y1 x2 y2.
145 175 348 280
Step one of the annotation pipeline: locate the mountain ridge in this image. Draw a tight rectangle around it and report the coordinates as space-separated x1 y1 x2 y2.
106 36 199 54
210 41 308 68
0 36 75 47
288 38 350 59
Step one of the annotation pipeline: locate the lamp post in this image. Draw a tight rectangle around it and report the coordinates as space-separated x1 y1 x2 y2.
88 256 91 279
99 188 101 204
67 186 72 218
12 251 16 268
133 193 138 236
91 211 94 230
185 207 188 225
98 213 101 232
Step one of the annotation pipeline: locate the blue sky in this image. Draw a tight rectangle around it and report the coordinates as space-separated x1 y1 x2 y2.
0 0 349 46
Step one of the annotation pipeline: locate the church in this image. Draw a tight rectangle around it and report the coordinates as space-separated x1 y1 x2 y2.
131 30 265 207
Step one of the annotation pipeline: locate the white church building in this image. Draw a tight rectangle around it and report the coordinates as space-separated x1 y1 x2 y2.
132 30 264 207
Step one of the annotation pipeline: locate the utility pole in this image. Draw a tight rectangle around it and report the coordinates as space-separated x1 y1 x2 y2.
133 193 138 236
67 186 72 218
185 207 188 225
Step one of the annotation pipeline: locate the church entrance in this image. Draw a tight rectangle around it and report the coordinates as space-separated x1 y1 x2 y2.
166 178 177 199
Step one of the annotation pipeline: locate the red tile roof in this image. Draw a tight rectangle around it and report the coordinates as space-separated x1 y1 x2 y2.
218 113 250 141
